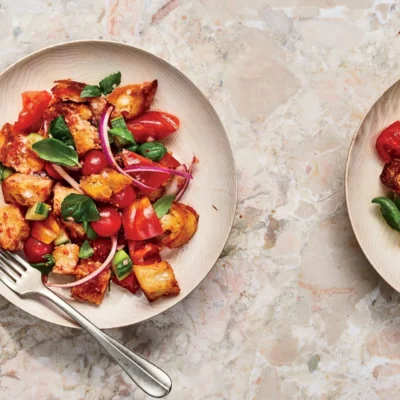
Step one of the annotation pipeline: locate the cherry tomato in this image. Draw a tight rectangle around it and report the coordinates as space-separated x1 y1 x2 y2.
376 121 400 163
90 238 112 263
14 91 52 132
159 152 181 169
126 111 179 143
128 240 161 265
82 150 109 176
111 185 137 209
45 163 63 180
91 207 122 237
24 236 54 263
122 197 163 241
121 151 170 193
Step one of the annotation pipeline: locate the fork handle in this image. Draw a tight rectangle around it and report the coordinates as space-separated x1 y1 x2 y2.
37 287 172 398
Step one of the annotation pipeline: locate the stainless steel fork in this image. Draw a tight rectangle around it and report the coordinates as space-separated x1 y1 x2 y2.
0 250 172 398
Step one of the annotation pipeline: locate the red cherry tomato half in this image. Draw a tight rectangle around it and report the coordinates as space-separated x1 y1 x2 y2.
376 121 400 163
14 91 52 132
111 185 137 209
45 163 63 180
126 111 179 143
90 207 122 238
82 150 109 176
89 238 112 263
24 236 54 263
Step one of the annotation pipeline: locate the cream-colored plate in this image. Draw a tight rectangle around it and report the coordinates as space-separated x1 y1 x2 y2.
346 79 400 291
0 40 237 328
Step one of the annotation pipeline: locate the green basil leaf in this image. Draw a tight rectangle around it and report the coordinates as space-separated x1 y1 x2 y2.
31 254 55 275
83 221 98 240
138 142 167 162
111 116 128 129
79 240 94 259
61 194 100 223
126 143 139 153
108 128 135 145
153 195 175 218
100 71 121 95
50 116 75 147
372 197 400 231
32 138 79 167
81 85 102 98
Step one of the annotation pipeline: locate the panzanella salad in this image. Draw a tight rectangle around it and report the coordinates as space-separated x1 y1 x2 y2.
0 72 199 305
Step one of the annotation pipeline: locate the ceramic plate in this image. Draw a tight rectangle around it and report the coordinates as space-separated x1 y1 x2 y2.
346 78 400 291
0 40 237 328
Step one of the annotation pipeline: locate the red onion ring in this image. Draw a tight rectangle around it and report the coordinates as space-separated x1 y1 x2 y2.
123 165 192 179
176 156 197 201
164 165 187 197
46 235 117 288
51 164 82 193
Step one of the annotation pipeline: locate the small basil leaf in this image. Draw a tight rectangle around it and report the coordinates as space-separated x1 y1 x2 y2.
126 143 139 153
372 197 400 231
100 71 121 95
50 116 75 147
108 127 135 145
81 85 102 98
31 254 55 275
111 116 128 129
83 221 98 240
32 138 79 167
138 142 167 162
79 240 94 259
153 195 175 218
61 194 100 223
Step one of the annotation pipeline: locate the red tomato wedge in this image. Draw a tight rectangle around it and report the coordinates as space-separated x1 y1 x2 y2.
128 240 162 265
159 152 181 169
14 91 52 132
121 151 170 193
126 111 179 143
122 197 163 241
111 273 139 294
376 121 400 163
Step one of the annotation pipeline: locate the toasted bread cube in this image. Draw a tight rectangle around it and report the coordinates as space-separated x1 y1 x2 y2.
53 184 80 216
71 260 111 305
61 221 86 242
52 244 80 275
0 123 44 173
68 114 100 156
51 79 88 103
80 168 132 202
0 204 30 251
90 97 107 125
133 261 180 302
3 174 53 207
107 81 157 119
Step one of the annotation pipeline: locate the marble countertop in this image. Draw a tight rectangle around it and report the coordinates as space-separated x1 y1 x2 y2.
1 1 400 399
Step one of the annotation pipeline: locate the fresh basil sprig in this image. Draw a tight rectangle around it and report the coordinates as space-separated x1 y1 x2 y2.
31 254 55 275
372 197 400 231
32 138 79 167
61 194 100 223
83 221 98 240
50 116 75 148
153 195 175 218
80 71 121 98
108 128 135 145
79 240 94 259
138 142 167 162
109 116 136 148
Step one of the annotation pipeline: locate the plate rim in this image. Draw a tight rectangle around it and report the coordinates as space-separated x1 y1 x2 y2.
0 39 238 328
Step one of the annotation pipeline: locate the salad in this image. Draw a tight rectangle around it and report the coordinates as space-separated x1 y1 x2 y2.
0 72 199 305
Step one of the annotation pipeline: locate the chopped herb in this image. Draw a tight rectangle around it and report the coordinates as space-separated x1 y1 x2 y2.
153 195 175 218
80 85 102 98
49 116 75 147
31 254 55 275
83 221 98 240
79 240 94 259
61 194 100 223
32 138 79 167
138 142 167 161
100 71 121 95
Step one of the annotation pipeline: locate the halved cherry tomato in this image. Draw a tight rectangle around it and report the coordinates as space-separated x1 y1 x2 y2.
45 163 63 180
122 197 163 241
31 221 58 244
91 207 122 238
159 152 181 169
121 151 170 193
111 185 137 209
82 150 109 176
376 121 400 163
14 91 52 132
90 238 112 263
126 111 179 143
111 273 139 294
128 240 161 265
24 236 54 263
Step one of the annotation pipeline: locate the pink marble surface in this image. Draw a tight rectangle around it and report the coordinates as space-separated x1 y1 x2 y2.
1 1 400 399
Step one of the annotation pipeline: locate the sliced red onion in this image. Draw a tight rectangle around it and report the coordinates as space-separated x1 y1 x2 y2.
164 165 187 196
46 235 117 288
176 156 197 201
98 105 154 191
51 164 82 193
123 165 192 179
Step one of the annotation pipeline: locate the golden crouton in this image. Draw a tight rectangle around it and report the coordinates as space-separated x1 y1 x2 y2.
61 221 86 242
71 260 111 305
0 123 44 174
51 79 88 103
107 81 157 119
43 102 92 131
160 202 199 248
133 261 180 302
0 204 30 251
80 169 132 202
3 174 53 207
52 184 80 216
52 244 80 275
67 113 101 156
